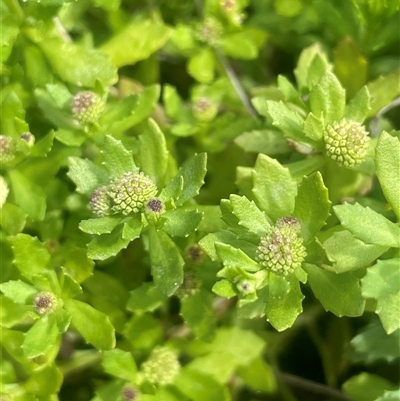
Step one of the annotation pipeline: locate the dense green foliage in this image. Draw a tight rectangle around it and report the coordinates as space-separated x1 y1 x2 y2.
1 0 399 400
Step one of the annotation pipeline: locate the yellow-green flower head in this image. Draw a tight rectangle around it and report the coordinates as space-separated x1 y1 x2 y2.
255 217 306 276
33 291 58 315
0 135 15 164
176 270 202 299
72 91 105 125
108 171 157 215
324 119 370 167
90 185 112 216
141 346 180 386
192 97 218 122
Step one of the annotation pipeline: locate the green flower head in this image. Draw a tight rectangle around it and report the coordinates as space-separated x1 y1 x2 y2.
72 91 105 125
141 346 180 386
324 119 370 167
90 185 112 216
0 135 15 164
255 217 306 276
108 171 158 215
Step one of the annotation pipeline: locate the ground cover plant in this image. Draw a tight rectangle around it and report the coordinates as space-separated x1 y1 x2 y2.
1 0 399 400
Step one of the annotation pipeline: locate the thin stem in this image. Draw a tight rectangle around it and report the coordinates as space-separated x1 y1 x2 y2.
215 48 260 119
53 16 72 43
4 0 24 21
279 372 354 401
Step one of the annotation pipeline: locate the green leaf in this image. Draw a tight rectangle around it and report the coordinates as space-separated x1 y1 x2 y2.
265 274 304 331
342 373 397 401
0 280 37 304
252 154 297 221
333 203 400 248
12 234 51 281
229 194 271 237
64 299 115 350
199 230 256 262
102 135 136 179
22 315 60 358
375 131 400 219
366 71 400 117
39 38 117 87
234 129 291 155
159 175 183 203
139 119 169 185
265 101 308 145
344 86 371 123
8 169 46 221
180 290 217 341
22 364 63 396
361 259 400 334
293 172 331 242
62 246 94 284
376 390 400 401
220 32 258 59
309 70 346 125
87 226 131 260
149 227 184 296
68 157 109 195
102 349 137 381
162 209 203 237
304 263 365 317
100 20 171 67
303 112 325 143
350 319 400 364
277 75 304 106
323 230 388 273
106 85 160 132
215 242 260 273
333 38 367 98
175 153 207 206
126 283 167 313
294 43 330 92
174 369 226 401
79 216 124 235
122 214 142 241
237 356 276 393
188 47 215 84
124 314 163 350
0 295 32 328
0 202 27 235
212 279 236 298
55 129 86 146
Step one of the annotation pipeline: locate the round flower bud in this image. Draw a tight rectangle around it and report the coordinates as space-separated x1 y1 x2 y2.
324 119 370 167
108 171 157 216
0 135 15 164
196 18 223 46
185 244 204 265
20 132 35 147
34 291 58 315
72 91 105 125
0 176 9 208
236 278 256 295
146 198 165 214
192 97 218 122
141 346 180 386
255 217 306 276
122 386 140 401
90 185 111 216
175 270 202 299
